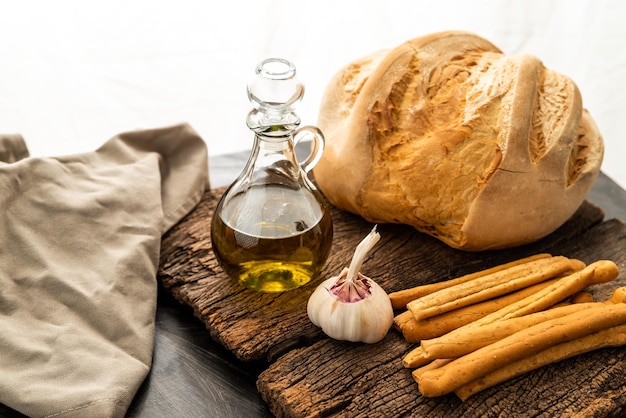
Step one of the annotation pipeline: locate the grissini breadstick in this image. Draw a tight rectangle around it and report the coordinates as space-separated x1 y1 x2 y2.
417 302 626 397
407 256 584 321
403 345 431 368
421 287 626 359
412 358 453 383
389 253 552 309
431 260 618 337
552 291 594 307
394 310 415 331
455 322 626 400
568 291 594 303
401 280 571 368
608 287 626 303
403 261 618 368
396 278 560 343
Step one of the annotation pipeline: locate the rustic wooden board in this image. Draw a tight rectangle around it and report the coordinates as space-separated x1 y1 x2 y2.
158 186 626 417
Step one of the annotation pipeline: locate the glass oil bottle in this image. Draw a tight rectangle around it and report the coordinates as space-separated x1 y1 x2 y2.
211 58 333 292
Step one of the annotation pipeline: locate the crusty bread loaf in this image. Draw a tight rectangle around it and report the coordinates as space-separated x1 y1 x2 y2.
314 31 604 251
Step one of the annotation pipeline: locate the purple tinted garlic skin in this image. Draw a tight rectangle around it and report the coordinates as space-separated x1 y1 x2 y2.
330 270 372 303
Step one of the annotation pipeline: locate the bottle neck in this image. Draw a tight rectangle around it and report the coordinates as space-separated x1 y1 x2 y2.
252 130 298 163
246 106 301 165
240 129 301 187
246 108 301 138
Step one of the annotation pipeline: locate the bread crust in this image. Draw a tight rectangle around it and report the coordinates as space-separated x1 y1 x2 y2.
314 31 604 250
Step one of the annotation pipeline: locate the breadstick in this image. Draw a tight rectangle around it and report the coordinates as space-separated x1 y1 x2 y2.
404 261 618 369
410 261 617 369
393 310 415 331
412 358 453 383
401 284 596 368
421 287 626 359
417 303 626 397
609 286 626 303
389 253 552 309
455 322 626 400
407 256 584 321
432 260 619 342
569 291 594 303
403 345 431 368
396 278 560 343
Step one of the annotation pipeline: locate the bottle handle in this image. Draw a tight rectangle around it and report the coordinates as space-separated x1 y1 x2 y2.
293 126 325 174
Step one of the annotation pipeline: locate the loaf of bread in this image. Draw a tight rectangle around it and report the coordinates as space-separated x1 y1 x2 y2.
314 31 604 251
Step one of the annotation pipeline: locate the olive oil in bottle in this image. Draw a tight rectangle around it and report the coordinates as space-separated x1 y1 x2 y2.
210 57 333 292
211 185 333 292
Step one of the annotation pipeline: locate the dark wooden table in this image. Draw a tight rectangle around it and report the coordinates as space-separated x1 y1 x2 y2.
1 148 625 418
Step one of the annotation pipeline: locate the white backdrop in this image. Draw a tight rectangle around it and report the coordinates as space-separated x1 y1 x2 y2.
1 0 625 188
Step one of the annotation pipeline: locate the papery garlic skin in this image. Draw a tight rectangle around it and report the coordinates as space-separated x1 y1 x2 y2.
307 272 394 344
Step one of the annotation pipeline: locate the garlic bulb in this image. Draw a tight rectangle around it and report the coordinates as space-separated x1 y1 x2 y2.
307 226 394 343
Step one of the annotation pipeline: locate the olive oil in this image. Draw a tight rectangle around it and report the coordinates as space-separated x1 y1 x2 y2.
210 57 333 292
211 185 333 292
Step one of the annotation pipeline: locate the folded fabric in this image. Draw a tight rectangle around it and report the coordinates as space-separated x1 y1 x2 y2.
0 124 208 417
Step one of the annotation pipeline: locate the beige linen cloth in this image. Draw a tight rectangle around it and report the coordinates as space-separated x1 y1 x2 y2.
0 124 209 417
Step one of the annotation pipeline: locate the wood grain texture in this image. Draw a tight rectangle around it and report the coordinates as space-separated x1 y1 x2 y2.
158 186 626 417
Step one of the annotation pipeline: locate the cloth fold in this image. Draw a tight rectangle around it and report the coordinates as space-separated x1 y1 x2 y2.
0 123 209 417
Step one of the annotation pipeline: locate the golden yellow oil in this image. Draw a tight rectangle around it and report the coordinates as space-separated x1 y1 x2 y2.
211 185 333 292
